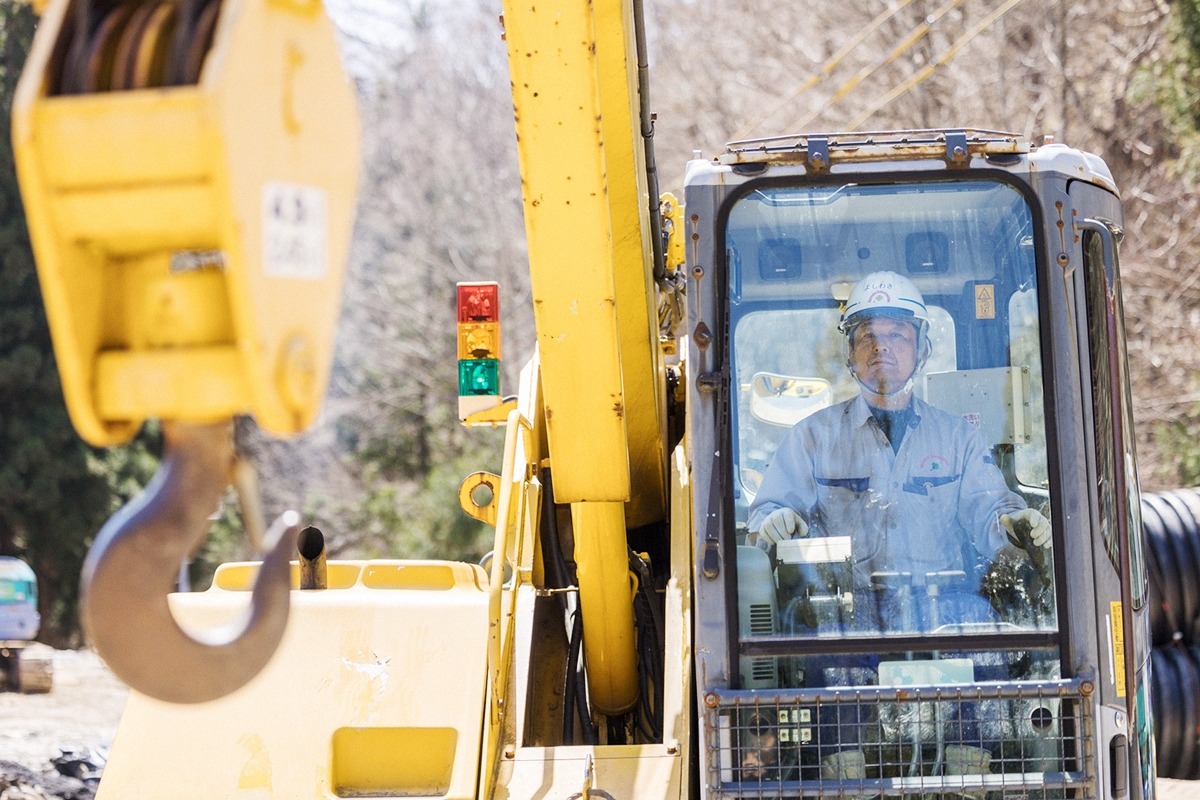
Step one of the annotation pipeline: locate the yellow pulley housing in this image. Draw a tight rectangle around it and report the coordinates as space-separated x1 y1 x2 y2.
11 0 360 446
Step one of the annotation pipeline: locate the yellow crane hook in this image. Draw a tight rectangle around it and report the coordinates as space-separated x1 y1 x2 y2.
79 420 298 704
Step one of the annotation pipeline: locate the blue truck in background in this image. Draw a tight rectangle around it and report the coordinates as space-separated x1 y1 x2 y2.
0 556 52 692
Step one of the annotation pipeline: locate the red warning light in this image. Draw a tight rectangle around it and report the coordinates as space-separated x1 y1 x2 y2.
457 283 499 323
456 281 501 421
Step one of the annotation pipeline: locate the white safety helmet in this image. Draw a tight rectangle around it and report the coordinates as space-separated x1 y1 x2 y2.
840 271 931 397
839 271 930 336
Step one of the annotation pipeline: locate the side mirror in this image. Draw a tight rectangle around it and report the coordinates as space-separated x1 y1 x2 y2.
748 373 831 427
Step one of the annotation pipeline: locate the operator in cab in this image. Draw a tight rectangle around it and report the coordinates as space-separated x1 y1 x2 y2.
746 271 1051 633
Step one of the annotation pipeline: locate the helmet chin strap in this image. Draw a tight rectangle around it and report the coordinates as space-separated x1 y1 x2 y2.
853 370 916 401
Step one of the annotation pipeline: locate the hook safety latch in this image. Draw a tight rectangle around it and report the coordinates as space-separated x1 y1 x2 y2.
80 420 299 704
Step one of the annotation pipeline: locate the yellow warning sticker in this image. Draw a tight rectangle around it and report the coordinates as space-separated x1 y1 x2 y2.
975 284 995 320
1111 601 1126 697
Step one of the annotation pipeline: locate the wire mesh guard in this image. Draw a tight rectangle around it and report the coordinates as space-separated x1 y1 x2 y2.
704 680 1094 799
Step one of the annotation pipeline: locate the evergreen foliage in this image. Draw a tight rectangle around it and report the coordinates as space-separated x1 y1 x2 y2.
0 0 158 645
0 0 1196 645
1140 0 1200 177
1178 0 1200 123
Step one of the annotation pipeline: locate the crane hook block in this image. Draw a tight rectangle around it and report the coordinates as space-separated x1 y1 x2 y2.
80 421 300 703
11 0 361 446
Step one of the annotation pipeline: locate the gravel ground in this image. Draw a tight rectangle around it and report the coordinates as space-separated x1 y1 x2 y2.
1 648 1198 799
0 646 127 771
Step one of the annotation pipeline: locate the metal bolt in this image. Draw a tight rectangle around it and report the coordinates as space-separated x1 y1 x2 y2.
704 691 720 708
504 746 515 759
692 265 705 279
1056 252 1069 266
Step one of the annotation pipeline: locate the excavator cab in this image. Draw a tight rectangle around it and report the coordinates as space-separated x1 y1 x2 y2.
686 132 1153 800
731 178 1056 637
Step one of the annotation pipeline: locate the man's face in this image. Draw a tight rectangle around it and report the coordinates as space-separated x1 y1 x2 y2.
848 316 919 396
740 720 779 780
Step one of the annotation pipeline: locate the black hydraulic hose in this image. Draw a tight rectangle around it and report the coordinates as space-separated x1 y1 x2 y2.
563 609 581 745
634 596 656 740
566 608 598 745
630 550 664 740
576 665 597 744
542 469 597 745
540 470 571 604
631 0 666 283
541 469 577 743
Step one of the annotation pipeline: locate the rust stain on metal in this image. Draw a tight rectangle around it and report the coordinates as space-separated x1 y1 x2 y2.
1054 201 1067 253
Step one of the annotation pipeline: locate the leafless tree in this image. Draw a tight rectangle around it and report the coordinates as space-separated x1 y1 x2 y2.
238 0 1198 568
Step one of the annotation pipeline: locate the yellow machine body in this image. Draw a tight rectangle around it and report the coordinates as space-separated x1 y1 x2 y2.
99 560 489 800
462 368 692 800
501 0 667 719
13 0 1156 787
19 0 694 795
502 0 665 522
12 0 360 445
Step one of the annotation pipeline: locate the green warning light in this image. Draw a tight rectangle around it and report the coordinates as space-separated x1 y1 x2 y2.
459 359 499 396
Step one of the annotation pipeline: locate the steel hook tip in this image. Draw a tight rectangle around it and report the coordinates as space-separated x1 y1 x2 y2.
79 421 300 704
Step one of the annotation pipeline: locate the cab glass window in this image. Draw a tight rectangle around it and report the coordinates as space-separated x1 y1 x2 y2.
726 178 1058 692
1082 228 1147 608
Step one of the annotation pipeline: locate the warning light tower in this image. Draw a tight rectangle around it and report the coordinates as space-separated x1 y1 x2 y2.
456 282 502 420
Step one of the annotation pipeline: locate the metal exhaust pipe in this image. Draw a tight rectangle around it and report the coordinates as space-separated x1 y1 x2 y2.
298 526 327 590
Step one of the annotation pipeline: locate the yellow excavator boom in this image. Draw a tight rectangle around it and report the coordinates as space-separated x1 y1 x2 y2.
501 0 668 715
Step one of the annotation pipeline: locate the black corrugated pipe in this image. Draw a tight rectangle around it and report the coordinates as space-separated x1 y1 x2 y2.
1143 489 1200 778
1151 646 1200 779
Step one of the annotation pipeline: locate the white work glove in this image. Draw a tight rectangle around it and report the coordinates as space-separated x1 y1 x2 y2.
756 507 809 546
1001 508 1052 550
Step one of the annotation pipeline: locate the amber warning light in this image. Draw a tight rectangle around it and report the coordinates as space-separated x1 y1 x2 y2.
457 282 501 420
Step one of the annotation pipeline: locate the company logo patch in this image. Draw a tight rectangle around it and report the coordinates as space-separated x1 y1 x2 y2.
920 455 950 472
868 290 892 304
